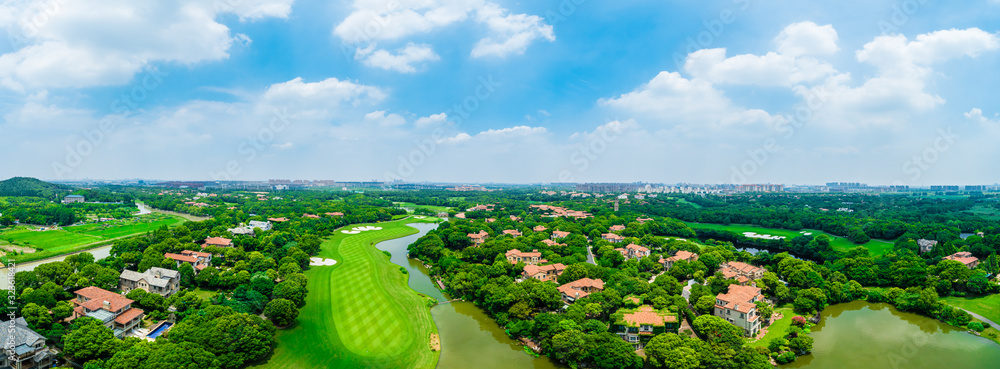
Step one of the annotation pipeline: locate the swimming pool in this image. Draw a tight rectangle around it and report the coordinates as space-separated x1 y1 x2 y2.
146 322 173 339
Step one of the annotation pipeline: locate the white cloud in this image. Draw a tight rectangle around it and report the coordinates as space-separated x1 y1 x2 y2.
684 22 838 86
0 0 295 91
364 110 406 126
357 43 439 73
965 108 1000 125
415 113 448 128
438 125 546 144
470 3 555 58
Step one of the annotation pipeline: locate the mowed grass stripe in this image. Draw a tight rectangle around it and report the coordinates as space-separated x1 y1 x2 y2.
252 219 439 369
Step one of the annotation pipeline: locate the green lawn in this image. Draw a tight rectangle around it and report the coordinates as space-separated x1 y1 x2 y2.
748 308 794 348
252 218 439 369
943 294 1000 324
0 214 187 263
683 222 895 256
393 202 452 214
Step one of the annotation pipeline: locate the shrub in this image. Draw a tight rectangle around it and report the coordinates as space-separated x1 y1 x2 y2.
968 322 985 332
775 351 797 364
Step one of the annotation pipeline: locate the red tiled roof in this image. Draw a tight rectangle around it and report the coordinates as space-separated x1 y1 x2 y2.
181 250 211 258
74 287 133 312
114 307 145 324
325 212 344 216
610 225 625 231
503 230 522 236
506 249 542 258
715 284 761 314
523 263 566 277
602 233 623 240
302 214 320 219
552 231 570 238
164 253 198 263
944 252 979 266
623 305 678 326
625 244 649 253
268 217 289 222
533 225 547 232
203 237 232 246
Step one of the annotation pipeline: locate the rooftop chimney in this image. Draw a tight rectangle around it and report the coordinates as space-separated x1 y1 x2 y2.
103 300 110 310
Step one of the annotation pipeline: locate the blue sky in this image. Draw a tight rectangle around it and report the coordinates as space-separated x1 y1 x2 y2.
1 0 999 185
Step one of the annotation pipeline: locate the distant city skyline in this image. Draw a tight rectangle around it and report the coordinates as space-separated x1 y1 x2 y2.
2 1 1000 184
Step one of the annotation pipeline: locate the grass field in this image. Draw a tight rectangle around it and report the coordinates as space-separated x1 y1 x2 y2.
943 294 1000 324
0 214 186 263
253 218 439 369
683 222 895 256
748 308 794 347
393 202 452 214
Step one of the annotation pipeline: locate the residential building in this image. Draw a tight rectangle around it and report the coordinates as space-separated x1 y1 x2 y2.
636 217 653 224
202 236 234 248
325 212 344 217
0 317 55 369
551 231 571 239
268 217 289 222
164 250 212 273
302 213 320 219
713 284 763 337
506 249 542 265
467 230 489 246
943 251 980 269
248 220 273 231
541 239 566 247
660 250 699 270
918 239 938 254
227 226 254 236
616 244 650 260
119 267 180 297
609 225 626 232
503 229 522 238
63 195 85 203
533 225 547 232
522 263 566 282
71 287 145 338
611 305 680 349
719 261 765 285
602 233 624 243
558 278 605 303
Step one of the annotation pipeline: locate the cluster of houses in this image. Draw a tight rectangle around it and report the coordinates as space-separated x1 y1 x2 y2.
227 220 273 235
919 238 981 269
528 204 593 219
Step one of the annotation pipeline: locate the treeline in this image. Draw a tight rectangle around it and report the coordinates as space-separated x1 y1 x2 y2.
0 197 76 225
0 177 70 198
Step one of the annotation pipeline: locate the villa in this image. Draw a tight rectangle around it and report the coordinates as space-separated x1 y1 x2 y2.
503 229 523 238
616 244 650 260
202 236 233 248
522 263 566 282
660 250 699 270
551 231 571 239
636 217 653 224
601 233 624 243
541 239 567 247
918 239 938 254
164 250 212 273
467 230 489 246
119 267 180 297
71 287 145 338
0 317 55 369
609 225 626 232
506 249 542 265
611 305 680 349
718 261 765 285
558 278 605 303
943 251 980 269
533 225 547 232
713 284 763 337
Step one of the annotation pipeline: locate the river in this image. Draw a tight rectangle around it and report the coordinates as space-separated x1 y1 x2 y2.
376 223 563 369
783 301 1000 369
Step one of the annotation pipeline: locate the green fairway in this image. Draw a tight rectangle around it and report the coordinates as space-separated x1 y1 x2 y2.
684 222 895 256
1 229 104 251
253 218 439 369
943 294 1000 324
0 214 187 262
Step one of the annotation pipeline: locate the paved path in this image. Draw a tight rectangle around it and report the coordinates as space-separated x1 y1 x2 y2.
958 308 1000 328
682 279 698 301
586 244 596 265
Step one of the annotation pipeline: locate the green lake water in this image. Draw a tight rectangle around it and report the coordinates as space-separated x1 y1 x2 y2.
783 300 1000 369
378 223 562 369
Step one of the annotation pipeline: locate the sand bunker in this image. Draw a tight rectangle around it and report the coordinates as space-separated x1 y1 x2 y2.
415 216 426 219
309 258 337 266
743 232 786 240
341 230 360 234
351 226 382 231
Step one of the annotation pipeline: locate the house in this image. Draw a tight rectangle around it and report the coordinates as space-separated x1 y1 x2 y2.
325 212 344 217
636 217 653 224
302 214 320 219
713 284 763 337
119 267 180 297
510 215 521 221
660 250 699 270
943 251 980 269
467 230 489 246
227 226 254 236
918 239 938 254
541 239 566 247
268 217 289 222
71 287 145 338
558 278 605 303
0 317 55 369
248 220 272 231
551 231 571 239
506 249 542 265
202 236 233 248
719 261 765 285
601 233 624 243
609 225 626 232
63 194 85 203
616 244 650 260
165 250 212 273
612 305 680 349
503 229 523 238
533 225 547 232
522 263 566 282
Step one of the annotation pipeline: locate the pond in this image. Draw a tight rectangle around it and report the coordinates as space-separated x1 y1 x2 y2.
376 223 563 369
782 301 1000 369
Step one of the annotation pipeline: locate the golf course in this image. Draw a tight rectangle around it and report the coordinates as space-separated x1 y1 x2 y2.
253 217 441 369
683 222 895 256
0 213 187 262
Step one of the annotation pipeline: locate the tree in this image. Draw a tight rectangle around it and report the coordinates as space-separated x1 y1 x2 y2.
143 341 221 369
21 303 52 329
272 280 307 307
263 299 299 327
755 300 774 321
692 315 745 349
549 329 586 365
788 334 814 354
64 319 118 362
694 295 716 315
582 332 643 369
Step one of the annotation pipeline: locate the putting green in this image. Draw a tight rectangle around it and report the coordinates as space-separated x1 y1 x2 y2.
253 218 439 369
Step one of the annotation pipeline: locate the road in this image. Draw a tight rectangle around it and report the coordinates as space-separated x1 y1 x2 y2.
586 244 596 265
682 279 698 301
957 307 1000 329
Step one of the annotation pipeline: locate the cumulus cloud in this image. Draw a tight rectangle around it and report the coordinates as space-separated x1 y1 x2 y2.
415 113 449 128
965 108 1000 125
0 0 295 91
357 43 439 73
470 3 555 58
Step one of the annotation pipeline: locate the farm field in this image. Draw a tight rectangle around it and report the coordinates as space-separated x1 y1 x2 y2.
0 214 186 262
683 222 895 256
943 294 1000 324
253 218 439 369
